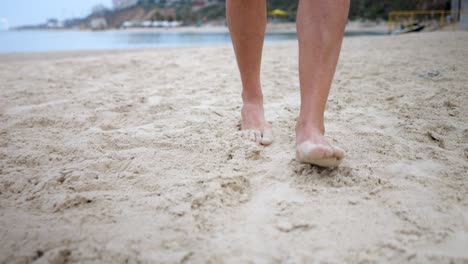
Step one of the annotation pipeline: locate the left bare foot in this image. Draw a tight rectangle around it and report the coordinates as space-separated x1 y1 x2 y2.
241 102 273 146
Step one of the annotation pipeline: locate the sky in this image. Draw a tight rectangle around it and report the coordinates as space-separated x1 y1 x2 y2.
0 0 112 29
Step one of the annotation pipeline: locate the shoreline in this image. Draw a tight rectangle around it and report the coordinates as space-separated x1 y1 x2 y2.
1 30 464 59
0 33 398 61
8 21 390 34
0 42 239 62
0 27 392 55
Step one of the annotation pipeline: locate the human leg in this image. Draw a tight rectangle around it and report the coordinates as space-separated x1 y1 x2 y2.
295 0 349 166
227 0 272 145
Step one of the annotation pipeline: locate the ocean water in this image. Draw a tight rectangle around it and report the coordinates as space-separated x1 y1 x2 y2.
0 29 385 53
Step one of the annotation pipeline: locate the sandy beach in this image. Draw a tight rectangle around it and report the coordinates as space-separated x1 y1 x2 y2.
0 31 467 263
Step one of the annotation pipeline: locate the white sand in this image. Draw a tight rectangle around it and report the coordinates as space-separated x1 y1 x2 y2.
0 31 467 263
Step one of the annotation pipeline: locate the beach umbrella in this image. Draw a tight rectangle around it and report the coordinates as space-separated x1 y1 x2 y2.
268 9 289 16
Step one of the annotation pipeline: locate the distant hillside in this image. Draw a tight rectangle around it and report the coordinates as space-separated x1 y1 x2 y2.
14 0 453 30
266 0 451 20
78 3 225 29
76 6 176 29
350 0 451 20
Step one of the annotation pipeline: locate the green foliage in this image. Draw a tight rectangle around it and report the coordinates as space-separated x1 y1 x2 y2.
135 0 451 23
266 0 298 11
349 0 449 20
263 0 450 21
197 4 226 20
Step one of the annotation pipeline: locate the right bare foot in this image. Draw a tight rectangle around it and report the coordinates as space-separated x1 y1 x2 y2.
241 102 273 146
295 122 345 167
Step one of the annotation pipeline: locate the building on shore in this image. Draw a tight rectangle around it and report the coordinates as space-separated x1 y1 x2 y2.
113 0 223 10
452 0 468 28
113 0 139 10
92 5 109 15
90 18 108 30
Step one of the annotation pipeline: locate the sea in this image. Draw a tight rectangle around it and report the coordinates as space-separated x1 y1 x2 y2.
0 29 386 53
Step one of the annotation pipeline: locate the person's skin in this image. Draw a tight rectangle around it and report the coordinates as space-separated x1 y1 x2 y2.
226 0 272 146
227 0 349 167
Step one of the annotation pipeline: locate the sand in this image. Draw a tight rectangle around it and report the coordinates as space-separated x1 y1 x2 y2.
0 31 467 263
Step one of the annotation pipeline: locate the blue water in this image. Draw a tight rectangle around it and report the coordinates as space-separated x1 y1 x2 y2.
0 29 385 53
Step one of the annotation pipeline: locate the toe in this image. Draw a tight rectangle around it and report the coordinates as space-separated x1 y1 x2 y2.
247 130 255 142
254 130 262 143
298 143 327 159
260 128 273 146
310 145 329 158
324 147 334 158
333 146 345 159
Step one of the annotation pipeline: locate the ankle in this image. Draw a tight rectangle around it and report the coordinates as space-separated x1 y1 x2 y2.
295 121 326 145
296 119 325 135
242 102 264 116
242 91 263 106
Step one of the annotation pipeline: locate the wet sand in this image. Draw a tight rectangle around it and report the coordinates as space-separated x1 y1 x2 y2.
0 31 467 263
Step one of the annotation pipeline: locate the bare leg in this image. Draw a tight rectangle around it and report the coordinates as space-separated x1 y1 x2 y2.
295 0 349 167
227 0 272 145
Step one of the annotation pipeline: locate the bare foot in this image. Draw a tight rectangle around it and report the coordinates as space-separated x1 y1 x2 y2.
241 102 273 146
295 123 344 167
